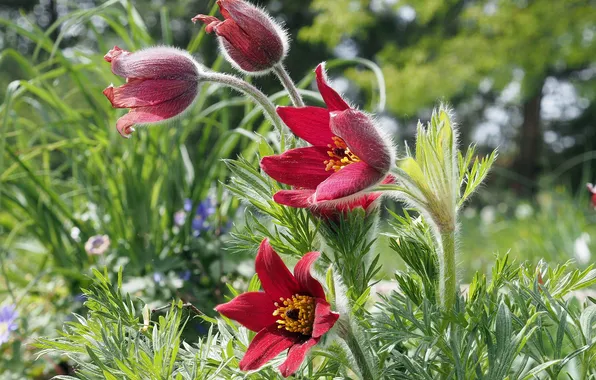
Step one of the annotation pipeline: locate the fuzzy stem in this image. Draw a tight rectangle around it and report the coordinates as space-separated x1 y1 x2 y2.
204 71 286 149
272 63 305 107
438 228 456 310
340 323 375 380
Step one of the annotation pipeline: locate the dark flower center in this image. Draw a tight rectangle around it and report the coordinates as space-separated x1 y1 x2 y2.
273 294 315 335
324 136 360 172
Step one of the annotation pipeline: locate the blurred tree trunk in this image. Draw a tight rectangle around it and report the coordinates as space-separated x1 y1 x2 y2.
49 0 59 41
512 83 544 194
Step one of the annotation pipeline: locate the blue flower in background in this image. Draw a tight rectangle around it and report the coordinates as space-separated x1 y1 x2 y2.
153 272 164 284
0 304 18 345
177 198 217 236
179 270 192 281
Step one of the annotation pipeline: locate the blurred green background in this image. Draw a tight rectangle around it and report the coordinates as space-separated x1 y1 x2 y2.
0 0 594 377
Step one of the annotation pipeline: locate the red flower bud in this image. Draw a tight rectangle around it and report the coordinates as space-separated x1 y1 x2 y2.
192 0 288 74
102 46 203 138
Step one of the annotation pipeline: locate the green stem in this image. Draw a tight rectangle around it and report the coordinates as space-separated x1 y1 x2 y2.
205 71 286 150
439 228 456 310
272 63 305 107
343 324 375 380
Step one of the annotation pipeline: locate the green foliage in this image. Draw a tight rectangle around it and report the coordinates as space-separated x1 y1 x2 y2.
36 269 262 380
302 0 596 115
459 189 596 279
375 219 596 378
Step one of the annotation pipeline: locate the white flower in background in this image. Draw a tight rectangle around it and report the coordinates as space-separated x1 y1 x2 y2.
85 235 111 255
463 207 477 219
480 206 496 225
515 203 533 220
574 232 591 265
70 227 81 242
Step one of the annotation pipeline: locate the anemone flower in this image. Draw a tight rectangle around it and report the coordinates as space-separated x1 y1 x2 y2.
215 239 339 377
260 63 394 210
103 46 203 138
192 0 288 74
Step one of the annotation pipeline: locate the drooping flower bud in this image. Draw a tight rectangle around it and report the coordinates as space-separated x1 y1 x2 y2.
103 46 204 138
192 0 288 74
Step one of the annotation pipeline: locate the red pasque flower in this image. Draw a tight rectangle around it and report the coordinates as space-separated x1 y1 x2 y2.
192 0 288 74
215 239 339 377
103 46 202 138
312 175 395 220
260 63 395 209
588 183 596 209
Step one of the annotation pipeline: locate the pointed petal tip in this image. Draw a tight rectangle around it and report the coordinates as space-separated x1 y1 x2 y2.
314 62 350 112
104 46 126 63
102 85 114 103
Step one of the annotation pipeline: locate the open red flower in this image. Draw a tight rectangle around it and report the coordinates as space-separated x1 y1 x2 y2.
192 0 288 74
260 63 394 209
216 239 339 377
103 46 202 138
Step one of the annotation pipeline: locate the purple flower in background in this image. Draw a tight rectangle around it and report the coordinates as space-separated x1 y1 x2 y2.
173 210 187 227
176 198 217 236
0 305 18 345
85 235 111 255
179 270 192 281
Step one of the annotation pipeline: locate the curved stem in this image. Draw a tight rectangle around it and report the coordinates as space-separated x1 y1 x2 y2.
272 63 305 107
204 71 286 150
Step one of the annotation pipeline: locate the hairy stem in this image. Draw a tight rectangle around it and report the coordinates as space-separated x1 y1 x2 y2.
204 71 286 149
273 63 305 107
438 228 456 310
341 323 376 380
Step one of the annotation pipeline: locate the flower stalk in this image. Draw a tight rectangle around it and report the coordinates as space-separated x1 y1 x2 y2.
336 320 376 380
204 71 286 148
439 228 456 311
272 63 305 107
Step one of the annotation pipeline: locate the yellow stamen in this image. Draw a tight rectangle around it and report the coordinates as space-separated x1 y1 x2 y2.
324 136 360 172
272 294 315 335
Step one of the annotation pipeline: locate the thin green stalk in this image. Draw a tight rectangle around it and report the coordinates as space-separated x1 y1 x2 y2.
272 63 305 107
439 228 456 310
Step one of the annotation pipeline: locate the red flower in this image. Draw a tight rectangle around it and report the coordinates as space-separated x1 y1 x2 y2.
103 46 202 138
192 0 288 74
260 63 394 209
588 183 596 209
216 239 339 377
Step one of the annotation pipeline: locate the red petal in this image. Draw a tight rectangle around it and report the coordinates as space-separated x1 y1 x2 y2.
276 106 333 146
215 292 277 332
273 190 314 208
104 46 127 63
256 239 301 302
109 47 199 81
110 83 199 138
293 252 325 299
312 298 339 338
103 79 196 109
260 147 331 189
239 325 296 371
330 109 392 172
278 338 318 377
315 63 350 112
314 161 385 203
192 15 222 33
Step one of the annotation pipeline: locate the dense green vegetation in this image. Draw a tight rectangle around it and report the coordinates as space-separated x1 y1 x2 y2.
0 0 594 378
